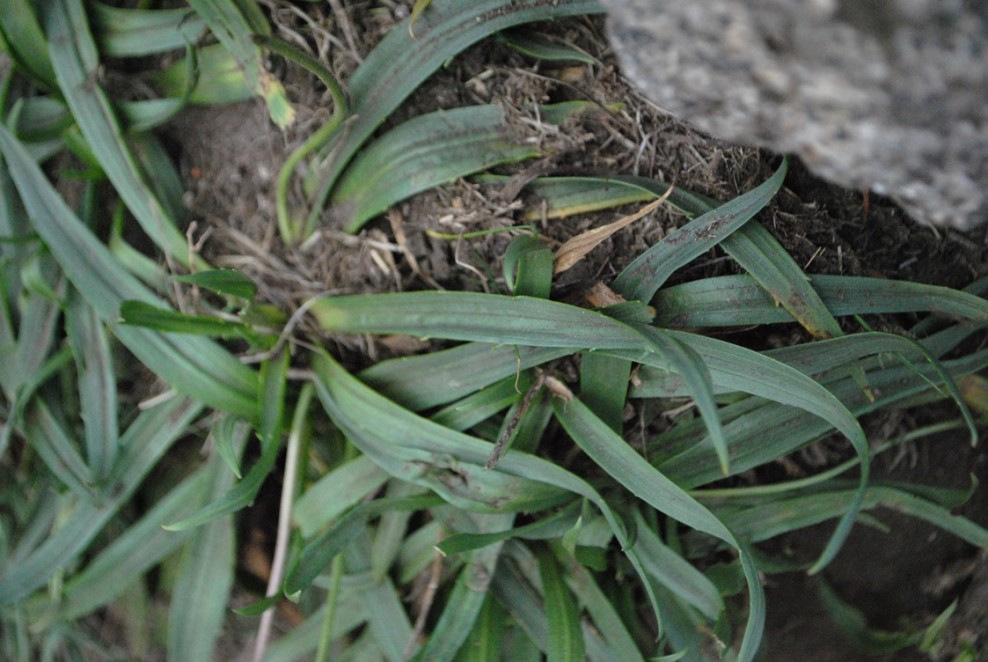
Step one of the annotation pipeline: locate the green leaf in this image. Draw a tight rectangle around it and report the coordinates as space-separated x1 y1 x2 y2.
233 594 280 617
361 343 570 411
518 175 663 220
310 291 646 349
654 274 988 328
32 467 210 621
538 546 585 662
613 159 788 303
164 351 288 531
345 530 415 660
431 373 531 432
635 325 730 475
503 235 553 299
920 600 959 653
284 494 443 596
213 414 247 479
718 485 988 548
0 0 56 88
500 29 596 63
331 105 540 233
118 300 258 339
417 519 511 660
816 578 921 654
92 3 206 57
454 595 504 661
491 545 553 653
721 222 842 339
303 0 604 226
46 0 199 267
437 502 581 555
0 396 202 604
293 455 389 537
312 351 666 628
632 510 723 621
552 396 765 662
186 0 295 126
0 128 261 417
25 398 94 498
155 43 253 104
11 97 71 143
168 448 240 661
174 269 258 300
579 352 630 433
558 554 645 662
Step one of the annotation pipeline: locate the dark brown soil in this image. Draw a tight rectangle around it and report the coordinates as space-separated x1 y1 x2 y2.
162 5 988 659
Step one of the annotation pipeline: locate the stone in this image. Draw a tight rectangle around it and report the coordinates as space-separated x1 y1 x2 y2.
600 0 988 229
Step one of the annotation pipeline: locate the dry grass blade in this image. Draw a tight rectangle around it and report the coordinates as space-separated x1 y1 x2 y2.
553 187 673 275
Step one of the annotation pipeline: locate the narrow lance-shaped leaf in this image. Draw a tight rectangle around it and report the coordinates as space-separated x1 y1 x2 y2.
436 502 582 556
654 274 988 328
655 350 988 489
631 510 723 621
314 290 732 471
304 0 604 223
174 269 258 300
30 466 212 622
500 29 596 64
455 595 504 662
361 342 571 411
557 553 645 662
539 545 586 662
579 352 630 433
0 0 56 88
283 494 444 597
25 398 94 498
92 3 206 57
0 124 259 418
635 324 730 475
720 222 842 339
292 456 389 538
715 485 988 548
66 293 119 481
164 349 288 531
168 447 240 662
613 159 788 303
0 396 202 603
605 166 847 341
416 514 514 660
311 351 666 629
46 0 199 267
310 291 647 349
119 300 272 346
552 396 765 662
331 105 540 233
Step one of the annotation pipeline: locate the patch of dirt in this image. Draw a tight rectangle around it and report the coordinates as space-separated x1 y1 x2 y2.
161 3 988 658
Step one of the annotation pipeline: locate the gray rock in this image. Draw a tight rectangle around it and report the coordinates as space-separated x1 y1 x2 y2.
601 0 988 229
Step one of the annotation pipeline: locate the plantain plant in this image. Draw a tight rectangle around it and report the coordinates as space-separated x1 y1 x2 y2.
1 1 986 661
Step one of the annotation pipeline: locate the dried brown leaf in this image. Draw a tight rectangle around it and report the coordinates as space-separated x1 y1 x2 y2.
553 187 674 275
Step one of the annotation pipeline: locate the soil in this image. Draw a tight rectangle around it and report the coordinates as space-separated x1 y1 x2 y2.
161 2 988 659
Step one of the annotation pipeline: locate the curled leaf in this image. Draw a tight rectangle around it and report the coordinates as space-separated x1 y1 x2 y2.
553 186 673 275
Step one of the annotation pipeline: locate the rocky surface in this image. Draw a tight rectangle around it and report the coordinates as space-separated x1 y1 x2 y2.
600 0 988 229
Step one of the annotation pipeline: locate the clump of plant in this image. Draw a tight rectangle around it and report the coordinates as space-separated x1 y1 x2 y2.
1 1 986 661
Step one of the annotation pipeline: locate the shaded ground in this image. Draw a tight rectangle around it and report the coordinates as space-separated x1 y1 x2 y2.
162 5 988 659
